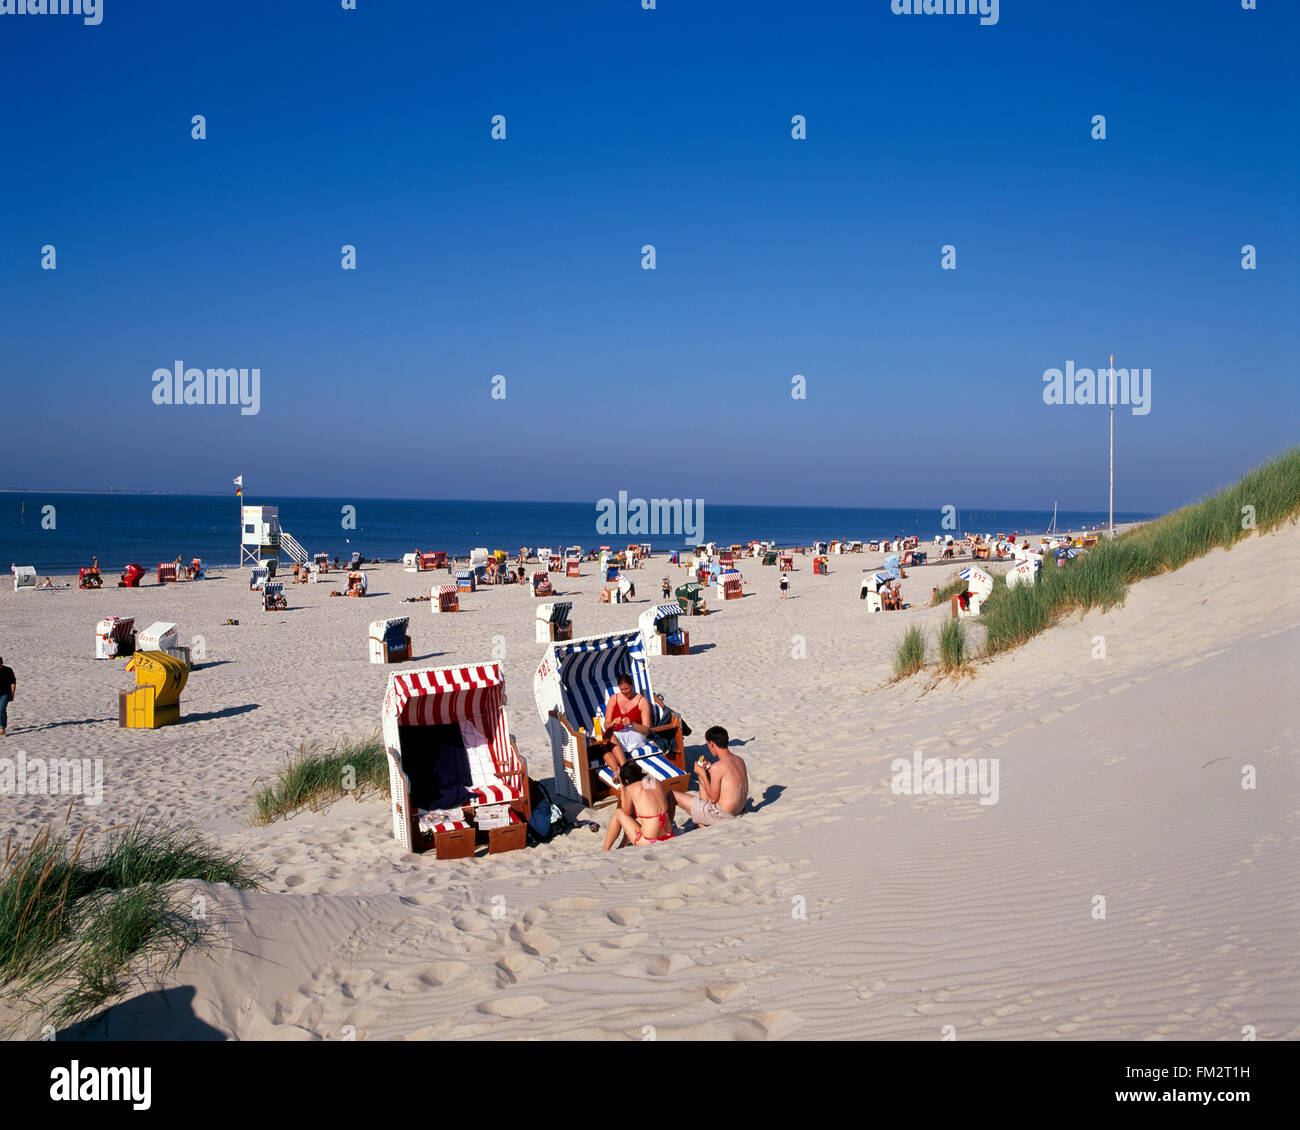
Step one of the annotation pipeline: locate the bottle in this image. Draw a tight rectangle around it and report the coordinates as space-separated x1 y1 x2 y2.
593 714 604 740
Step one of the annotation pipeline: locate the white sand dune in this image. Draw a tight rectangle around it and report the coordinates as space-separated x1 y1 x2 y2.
1 527 1297 1040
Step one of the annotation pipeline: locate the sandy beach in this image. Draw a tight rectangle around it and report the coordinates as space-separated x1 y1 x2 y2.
1 524 1296 1041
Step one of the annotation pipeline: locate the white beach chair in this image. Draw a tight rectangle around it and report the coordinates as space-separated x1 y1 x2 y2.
369 617 412 664
955 565 993 616
1005 560 1040 589
11 565 37 591
536 601 573 642
137 621 192 667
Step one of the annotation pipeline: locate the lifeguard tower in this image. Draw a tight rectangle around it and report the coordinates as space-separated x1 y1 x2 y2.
240 504 307 570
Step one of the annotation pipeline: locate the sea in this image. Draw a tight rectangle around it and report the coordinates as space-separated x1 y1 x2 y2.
0 494 1158 576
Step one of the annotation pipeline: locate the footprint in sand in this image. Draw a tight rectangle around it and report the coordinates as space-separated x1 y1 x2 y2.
646 953 694 976
543 896 598 912
478 995 546 1018
417 961 470 987
607 907 641 926
508 924 559 956
495 953 540 986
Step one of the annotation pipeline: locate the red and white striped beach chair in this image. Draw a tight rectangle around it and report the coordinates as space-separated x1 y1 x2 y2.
531 569 554 597
382 663 531 855
533 630 686 807
779 554 794 572
716 570 743 600
157 562 178 584
431 584 459 613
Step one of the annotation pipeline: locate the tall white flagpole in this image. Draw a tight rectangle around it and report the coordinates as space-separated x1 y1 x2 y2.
1108 353 1115 540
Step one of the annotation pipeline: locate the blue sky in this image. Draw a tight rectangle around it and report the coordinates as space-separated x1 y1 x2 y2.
1 0 1295 512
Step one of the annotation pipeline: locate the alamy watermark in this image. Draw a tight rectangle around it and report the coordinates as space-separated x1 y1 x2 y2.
0 0 102 25
595 491 703 544
891 0 998 27
152 361 260 416
1 752 104 806
1042 361 1150 416
891 751 999 806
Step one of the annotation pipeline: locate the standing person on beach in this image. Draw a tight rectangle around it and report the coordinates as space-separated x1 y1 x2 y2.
678 726 748 827
0 656 15 736
780 573 789 599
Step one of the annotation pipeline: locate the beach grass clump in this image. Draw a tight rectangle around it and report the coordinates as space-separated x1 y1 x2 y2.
979 446 1300 657
891 625 927 679
0 819 261 1029
937 617 970 673
251 733 389 825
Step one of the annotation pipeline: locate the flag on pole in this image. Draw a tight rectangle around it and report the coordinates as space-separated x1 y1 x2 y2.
234 474 243 497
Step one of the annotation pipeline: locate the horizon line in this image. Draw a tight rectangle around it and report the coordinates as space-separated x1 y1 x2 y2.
0 488 1161 517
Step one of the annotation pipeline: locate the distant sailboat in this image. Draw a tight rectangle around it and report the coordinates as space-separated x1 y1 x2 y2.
1048 502 1058 536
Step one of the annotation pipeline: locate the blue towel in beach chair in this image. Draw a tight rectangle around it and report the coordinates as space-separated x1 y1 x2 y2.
595 751 684 792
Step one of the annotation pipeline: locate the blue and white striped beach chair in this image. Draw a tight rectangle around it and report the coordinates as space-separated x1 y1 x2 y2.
533 629 686 806
535 600 573 642
639 603 690 656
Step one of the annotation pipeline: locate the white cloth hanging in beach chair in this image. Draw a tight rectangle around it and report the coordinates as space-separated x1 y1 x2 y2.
95 616 136 659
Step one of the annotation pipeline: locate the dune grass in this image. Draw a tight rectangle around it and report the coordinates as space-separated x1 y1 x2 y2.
891 625 928 679
979 446 1300 657
251 733 390 825
930 574 968 607
937 617 970 673
0 818 261 1030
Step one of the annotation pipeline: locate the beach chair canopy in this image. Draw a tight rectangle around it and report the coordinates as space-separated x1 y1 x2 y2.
534 630 655 734
873 571 897 589
383 663 522 811
265 580 284 596
137 621 179 651
646 603 682 628
436 583 457 598
378 617 409 650
455 568 473 581
537 601 572 626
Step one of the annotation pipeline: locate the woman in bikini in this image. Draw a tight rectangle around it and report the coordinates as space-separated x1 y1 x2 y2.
601 761 674 850
592 673 652 775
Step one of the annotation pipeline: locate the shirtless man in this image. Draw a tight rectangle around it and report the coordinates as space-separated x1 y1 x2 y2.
677 725 748 827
